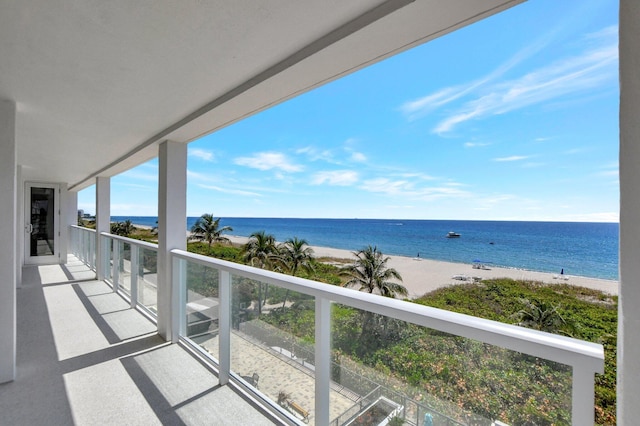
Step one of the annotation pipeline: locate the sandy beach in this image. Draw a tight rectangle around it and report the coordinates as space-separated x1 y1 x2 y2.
224 235 618 298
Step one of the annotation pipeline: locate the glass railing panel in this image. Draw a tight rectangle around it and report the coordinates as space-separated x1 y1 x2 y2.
231 276 317 425
105 237 114 284
328 304 572 426
117 240 132 296
82 229 90 264
138 247 158 314
83 230 89 264
183 260 220 350
89 231 96 270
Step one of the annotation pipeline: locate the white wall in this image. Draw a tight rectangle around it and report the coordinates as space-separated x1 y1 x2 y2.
0 99 16 383
618 0 640 422
15 165 22 287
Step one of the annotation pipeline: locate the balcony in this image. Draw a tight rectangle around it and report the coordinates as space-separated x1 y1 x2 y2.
2 248 278 425
56 226 605 425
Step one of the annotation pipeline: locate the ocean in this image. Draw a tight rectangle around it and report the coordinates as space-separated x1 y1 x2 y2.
111 216 619 281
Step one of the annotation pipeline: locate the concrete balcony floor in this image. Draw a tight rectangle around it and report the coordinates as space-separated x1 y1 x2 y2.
1 256 277 425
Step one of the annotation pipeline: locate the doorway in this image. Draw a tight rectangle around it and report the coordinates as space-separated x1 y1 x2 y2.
25 183 60 264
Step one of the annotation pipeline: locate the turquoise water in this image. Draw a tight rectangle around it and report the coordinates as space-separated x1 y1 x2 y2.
112 216 619 280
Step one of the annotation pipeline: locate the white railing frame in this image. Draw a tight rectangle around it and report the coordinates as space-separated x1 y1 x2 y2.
111 239 120 293
130 244 139 309
100 233 159 311
69 225 97 271
75 226 605 426
171 248 604 426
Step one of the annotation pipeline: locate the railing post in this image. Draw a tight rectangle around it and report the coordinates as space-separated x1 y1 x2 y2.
315 296 331 426
82 231 89 269
130 245 139 308
219 270 231 385
171 255 186 343
81 229 87 263
101 234 110 281
112 239 120 292
90 231 96 270
572 365 595 425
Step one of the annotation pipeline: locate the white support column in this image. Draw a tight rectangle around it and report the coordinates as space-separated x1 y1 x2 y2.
619 1 640 422
157 140 187 341
315 297 331 426
68 190 78 228
0 99 16 383
66 191 78 262
95 177 110 281
59 185 69 264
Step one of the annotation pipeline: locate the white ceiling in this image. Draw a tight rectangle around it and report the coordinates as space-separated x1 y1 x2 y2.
0 0 524 190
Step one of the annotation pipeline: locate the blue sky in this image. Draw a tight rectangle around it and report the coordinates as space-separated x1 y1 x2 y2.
79 0 619 222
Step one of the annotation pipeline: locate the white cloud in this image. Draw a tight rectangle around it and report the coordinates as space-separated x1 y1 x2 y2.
400 86 467 121
564 148 586 155
493 155 530 162
597 170 619 178
433 28 617 133
596 162 619 179
189 148 215 162
362 178 469 201
111 203 157 215
311 170 359 186
350 152 367 162
118 170 158 182
197 184 262 197
297 146 334 162
400 26 560 122
234 152 303 172
113 182 154 190
398 172 437 181
187 169 213 181
464 142 491 148
400 25 618 134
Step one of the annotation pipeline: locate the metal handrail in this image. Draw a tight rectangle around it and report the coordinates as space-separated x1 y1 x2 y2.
171 248 604 371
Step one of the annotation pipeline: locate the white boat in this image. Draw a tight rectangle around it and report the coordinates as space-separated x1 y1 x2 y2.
446 231 461 238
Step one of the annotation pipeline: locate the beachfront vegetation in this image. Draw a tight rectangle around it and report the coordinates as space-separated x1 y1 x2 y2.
110 220 134 236
242 230 278 269
342 245 407 298
190 213 233 247
262 278 616 424
242 231 279 314
280 237 315 276
415 279 617 424
279 237 315 308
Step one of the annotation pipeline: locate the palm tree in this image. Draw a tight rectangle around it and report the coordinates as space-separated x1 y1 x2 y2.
281 237 315 276
242 231 279 314
512 298 568 334
342 245 407 298
190 214 233 248
342 246 407 349
242 230 278 268
279 237 315 308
